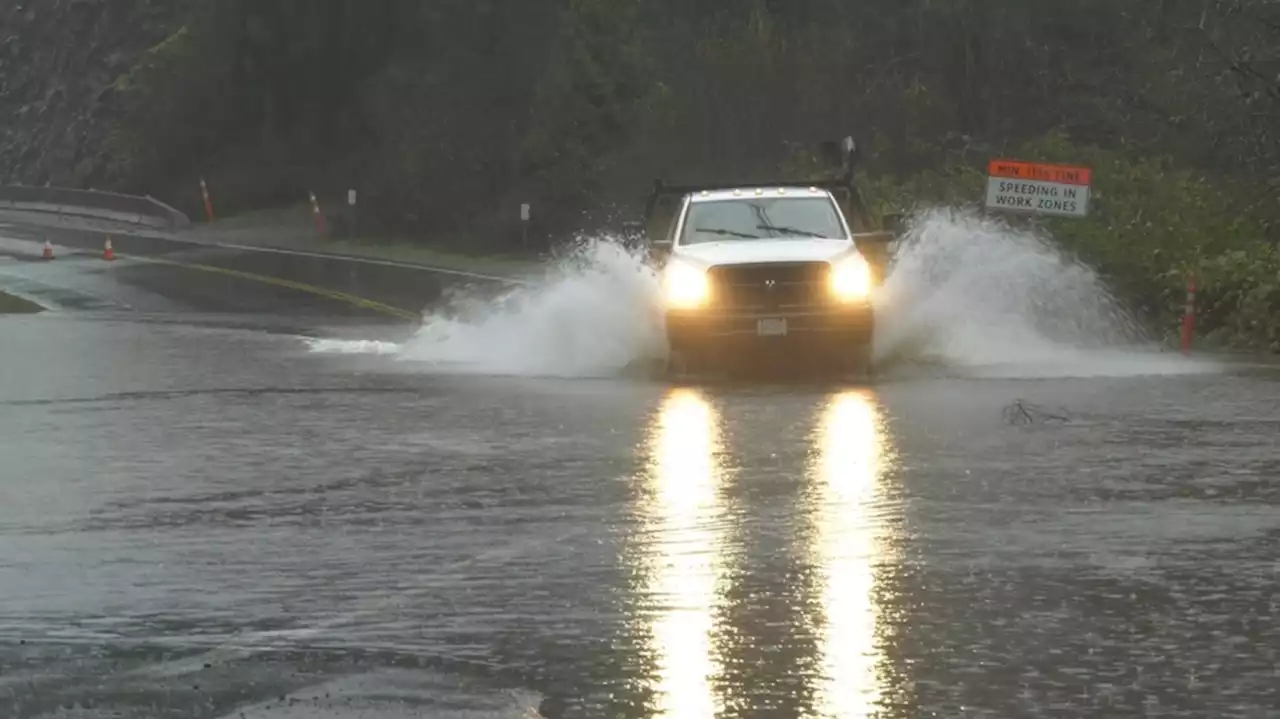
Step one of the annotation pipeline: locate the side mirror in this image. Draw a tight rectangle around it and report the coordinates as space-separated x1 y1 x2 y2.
841 136 858 168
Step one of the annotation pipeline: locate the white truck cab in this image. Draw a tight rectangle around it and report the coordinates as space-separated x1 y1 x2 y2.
643 138 897 378
647 184 885 377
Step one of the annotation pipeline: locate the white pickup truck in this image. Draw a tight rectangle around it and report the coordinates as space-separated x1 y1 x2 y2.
645 139 897 378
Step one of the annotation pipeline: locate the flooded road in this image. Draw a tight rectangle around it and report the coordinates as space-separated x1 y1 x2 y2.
3 309 1278 718
3 210 1280 718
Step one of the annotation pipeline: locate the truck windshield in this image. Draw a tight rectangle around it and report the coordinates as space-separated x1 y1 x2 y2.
680 196 847 245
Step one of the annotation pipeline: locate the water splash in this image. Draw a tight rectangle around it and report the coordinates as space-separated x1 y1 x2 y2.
306 338 402 355
870 207 1214 378
309 235 666 377
309 208 1218 379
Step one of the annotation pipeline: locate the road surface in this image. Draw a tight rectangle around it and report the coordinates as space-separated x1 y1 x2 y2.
1 214 1278 718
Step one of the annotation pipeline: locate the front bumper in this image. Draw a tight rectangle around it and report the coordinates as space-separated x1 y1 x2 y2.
665 303 874 354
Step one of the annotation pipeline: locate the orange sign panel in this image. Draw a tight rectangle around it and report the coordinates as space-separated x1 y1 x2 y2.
988 159 1092 186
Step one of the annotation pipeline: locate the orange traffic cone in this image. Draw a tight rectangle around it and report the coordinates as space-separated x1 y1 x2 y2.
42 240 54 260
103 237 115 261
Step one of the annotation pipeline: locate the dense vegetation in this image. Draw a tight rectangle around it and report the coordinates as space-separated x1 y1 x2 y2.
10 0 1280 348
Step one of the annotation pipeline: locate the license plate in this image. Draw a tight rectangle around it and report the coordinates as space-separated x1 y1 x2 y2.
757 318 788 336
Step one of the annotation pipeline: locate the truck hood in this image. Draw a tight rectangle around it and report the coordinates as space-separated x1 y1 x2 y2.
673 239 856 267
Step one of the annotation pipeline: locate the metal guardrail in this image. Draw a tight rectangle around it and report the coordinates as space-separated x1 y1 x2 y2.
0 185 190 230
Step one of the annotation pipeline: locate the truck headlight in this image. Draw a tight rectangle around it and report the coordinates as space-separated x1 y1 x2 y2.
830 254 872 301
663 261 710 309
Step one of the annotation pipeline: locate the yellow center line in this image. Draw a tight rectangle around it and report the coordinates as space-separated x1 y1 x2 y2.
127 254 421 322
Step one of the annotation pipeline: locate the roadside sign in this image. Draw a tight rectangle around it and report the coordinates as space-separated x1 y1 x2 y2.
520 203 531 221
985 159 1092 218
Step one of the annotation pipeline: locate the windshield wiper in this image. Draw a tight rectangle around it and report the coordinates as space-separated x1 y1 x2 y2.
756 224 826 238
694 227 761 239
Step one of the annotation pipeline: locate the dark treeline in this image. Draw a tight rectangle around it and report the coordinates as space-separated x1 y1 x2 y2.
105 0 1277 222
72 0 1280 346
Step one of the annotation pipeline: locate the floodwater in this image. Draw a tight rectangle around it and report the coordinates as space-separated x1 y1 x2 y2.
2 210 1279 717
3 311 1278 718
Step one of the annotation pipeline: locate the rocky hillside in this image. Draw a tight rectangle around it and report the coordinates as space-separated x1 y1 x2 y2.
0 0 184 188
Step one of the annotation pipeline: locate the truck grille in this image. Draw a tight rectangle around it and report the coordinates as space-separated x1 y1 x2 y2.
708 262 830 311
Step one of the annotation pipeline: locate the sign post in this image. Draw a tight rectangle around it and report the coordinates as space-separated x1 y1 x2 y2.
984 160 1092 219
520 203 531 250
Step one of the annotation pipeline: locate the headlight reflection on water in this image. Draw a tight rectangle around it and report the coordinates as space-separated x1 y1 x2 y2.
809 390 896 718
638 389 728 718
633 389 897 718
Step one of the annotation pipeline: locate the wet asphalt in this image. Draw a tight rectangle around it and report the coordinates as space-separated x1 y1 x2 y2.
2 218 1279 718
0 214 506 324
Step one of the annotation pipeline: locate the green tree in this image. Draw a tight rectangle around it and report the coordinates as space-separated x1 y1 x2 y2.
520 0 650 212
